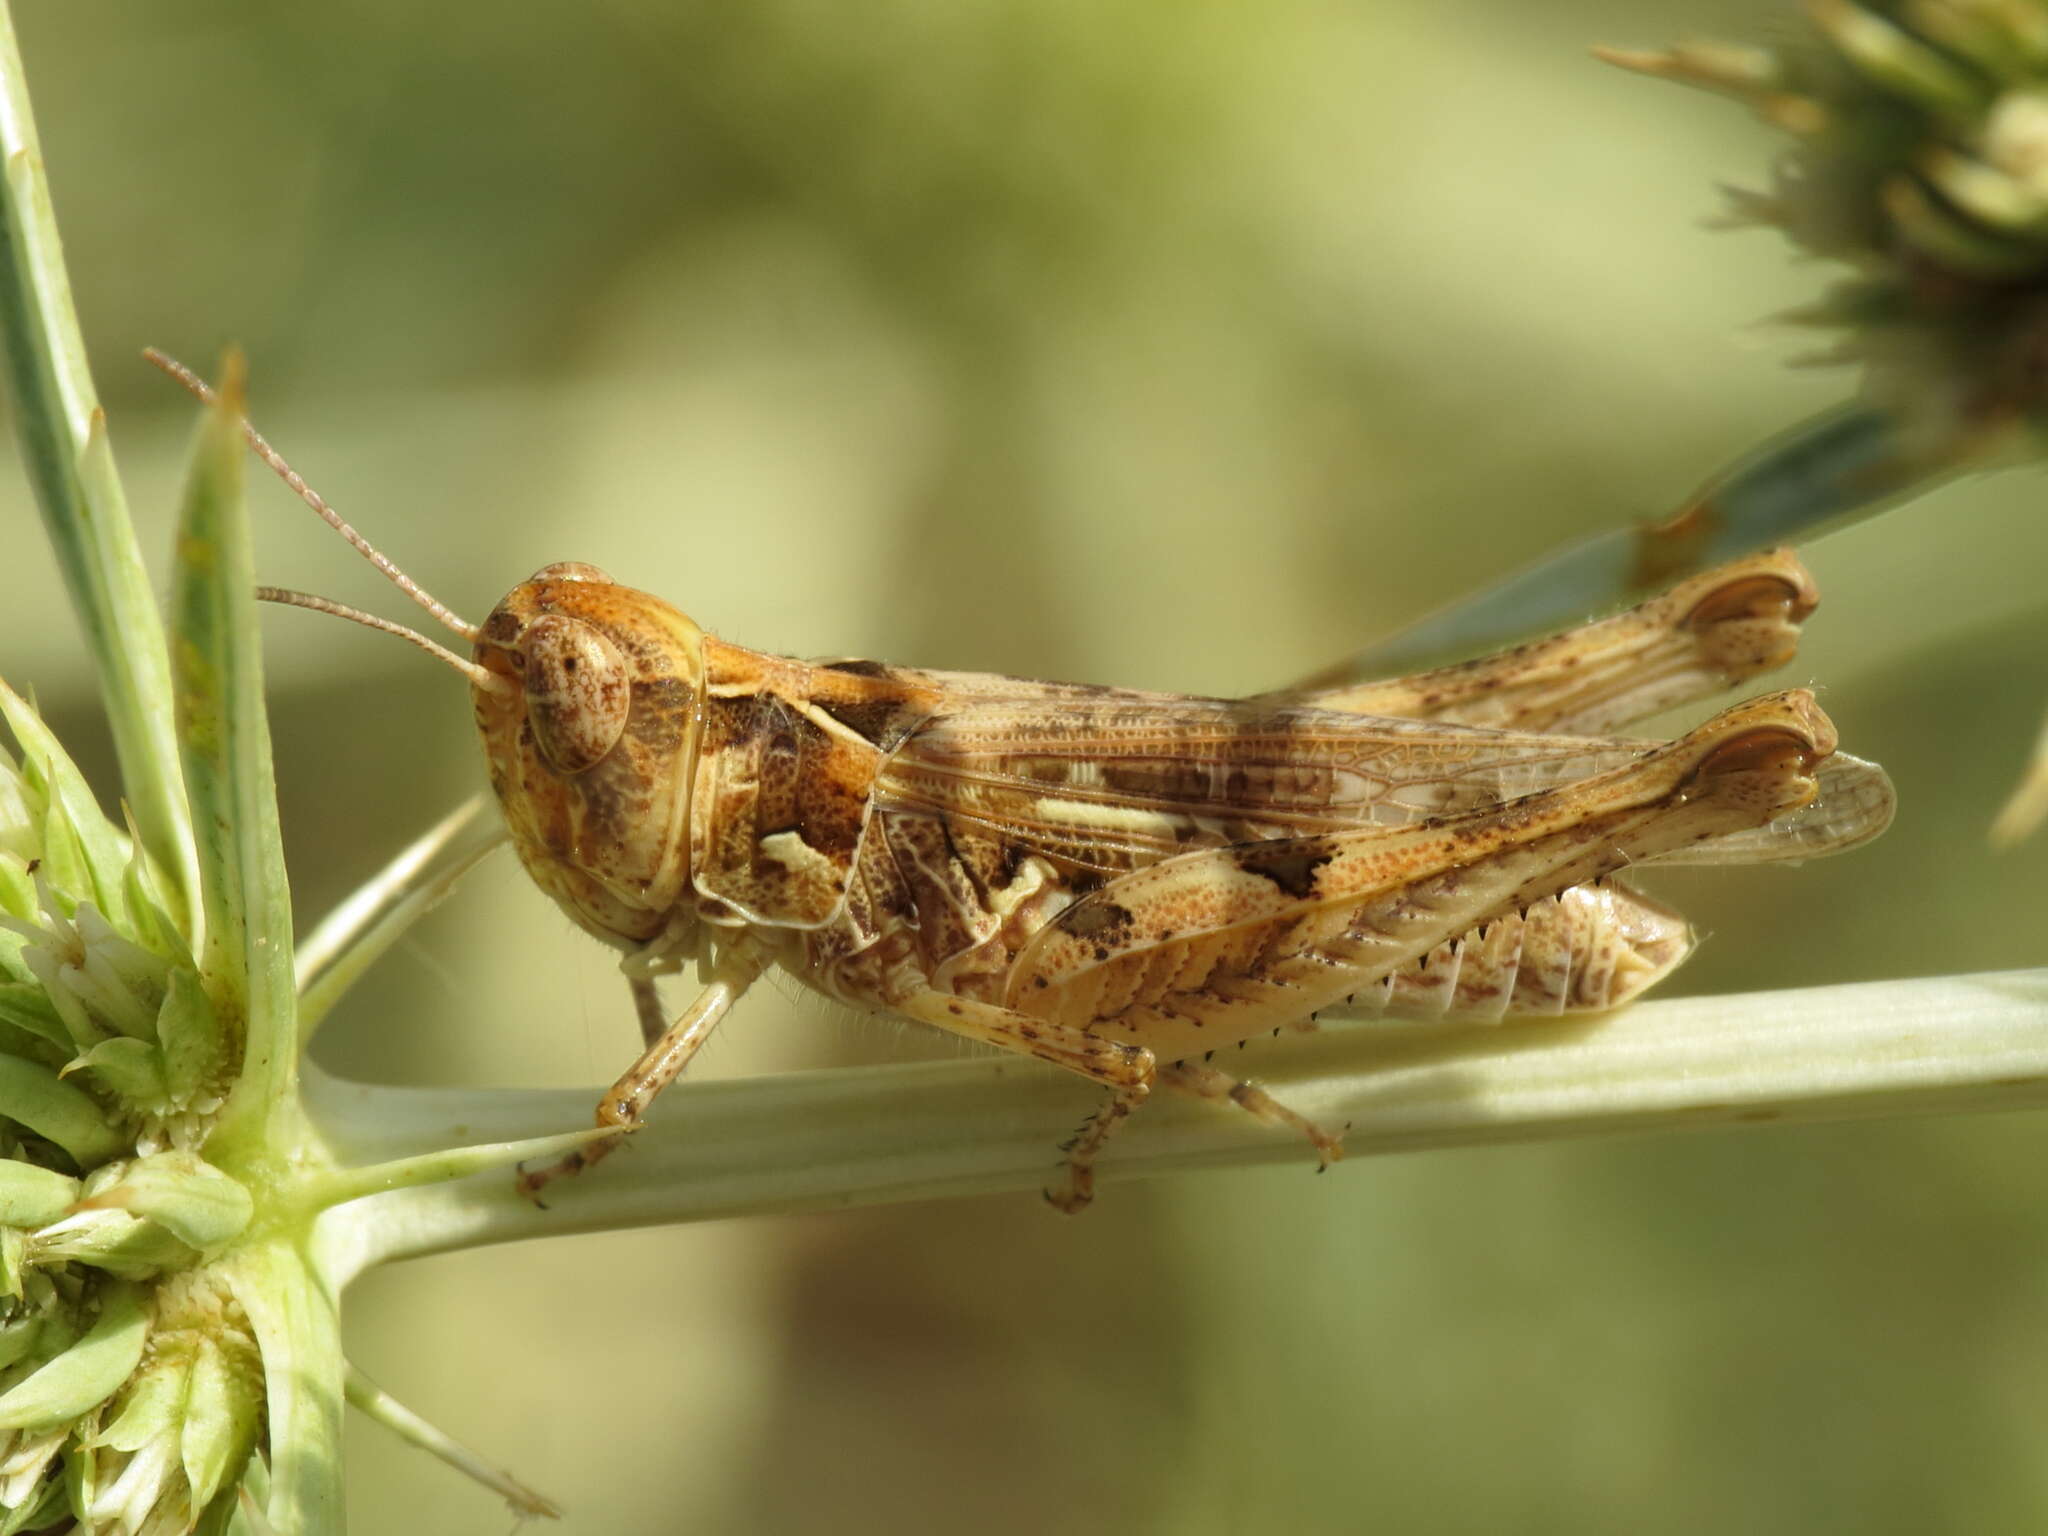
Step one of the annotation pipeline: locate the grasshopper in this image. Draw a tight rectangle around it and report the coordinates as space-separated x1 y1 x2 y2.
151 355 1894 1212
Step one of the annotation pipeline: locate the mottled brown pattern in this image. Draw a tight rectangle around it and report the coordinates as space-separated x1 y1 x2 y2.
523 614 632 774
627 678 692 750
467 551 1894 1208
1293 546 1820 733
878 814 1001 983
471 576 706 948
988 690 1865 1063
685 644 911 927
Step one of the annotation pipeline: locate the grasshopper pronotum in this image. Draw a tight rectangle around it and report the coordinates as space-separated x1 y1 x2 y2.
151 355 1895 1212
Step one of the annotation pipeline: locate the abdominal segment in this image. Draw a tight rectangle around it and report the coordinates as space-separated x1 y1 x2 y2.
1344 880 1692 1023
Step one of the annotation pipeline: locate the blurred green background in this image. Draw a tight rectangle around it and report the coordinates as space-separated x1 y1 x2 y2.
10 1 2048 1531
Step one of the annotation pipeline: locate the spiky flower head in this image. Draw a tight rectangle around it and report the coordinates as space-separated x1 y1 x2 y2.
0 692 260 1532
1605 0 2048 452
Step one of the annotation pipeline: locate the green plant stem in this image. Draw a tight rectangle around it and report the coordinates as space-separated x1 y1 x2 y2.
305 967 2048 1277
289 1126 611 1219
294 797 502 1046
341 1366 559 1520
0 1 197 924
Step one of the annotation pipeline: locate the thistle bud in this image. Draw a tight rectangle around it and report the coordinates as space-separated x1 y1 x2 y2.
1605 0 2048 446
0 687 231 1152
0 695 263 1528
78 1272 262 1536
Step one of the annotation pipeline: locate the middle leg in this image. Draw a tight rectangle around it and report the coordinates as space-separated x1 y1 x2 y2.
894 988 1155 1214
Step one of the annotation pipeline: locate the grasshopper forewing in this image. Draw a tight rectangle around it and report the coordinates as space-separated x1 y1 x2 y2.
154 355 1894 1212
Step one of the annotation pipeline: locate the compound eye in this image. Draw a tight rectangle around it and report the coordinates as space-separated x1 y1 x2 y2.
528 561 616 585
523 615 630 774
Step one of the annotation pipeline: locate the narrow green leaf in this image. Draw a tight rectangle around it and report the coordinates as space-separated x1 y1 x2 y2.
31 1205 200 1276
183 1338 260 1514
223 1244 343 1536
0 1055 122 1166
27 795 90 922
0 1316 41 1373
118 811 189 966
0 1158 77 1227
0 1281 144 1431
16 945 106 1055
158 965 228 1108
0 749 33 870
0 983 70 1054
0 685 130 927
63 1432 95 1533
0 1 196 928
0 853 31 929
65 1037 167 1113
93 1353 189 1452
82 1151 251 1251
167 354 296 1155
26 1314 79 1370
15 945 106 1054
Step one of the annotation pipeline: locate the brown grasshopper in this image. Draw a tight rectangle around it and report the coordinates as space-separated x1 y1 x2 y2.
150 355 1895 1212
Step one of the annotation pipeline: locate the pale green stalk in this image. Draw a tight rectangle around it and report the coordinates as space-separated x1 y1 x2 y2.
299 967 2048 1274
292 798 502 1045
340 1367 558 1519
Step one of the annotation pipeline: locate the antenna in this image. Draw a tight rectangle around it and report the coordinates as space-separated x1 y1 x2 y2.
142 349 483 643
255 587 506 692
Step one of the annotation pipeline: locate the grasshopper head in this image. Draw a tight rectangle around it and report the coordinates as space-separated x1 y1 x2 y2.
145 351 716 961
472 564 708 951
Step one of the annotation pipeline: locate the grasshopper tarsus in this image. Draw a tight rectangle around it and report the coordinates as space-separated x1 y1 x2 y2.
513 1157 563 1210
